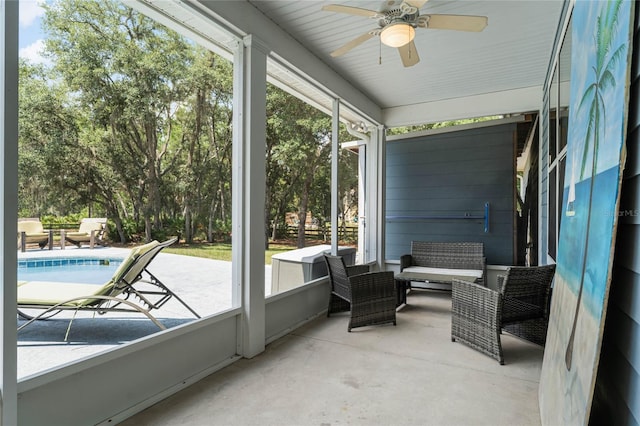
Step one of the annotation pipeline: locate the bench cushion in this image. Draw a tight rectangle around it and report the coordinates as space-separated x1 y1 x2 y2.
401 266 483 283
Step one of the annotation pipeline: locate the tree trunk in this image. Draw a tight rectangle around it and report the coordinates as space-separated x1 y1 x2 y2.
296 175 313 248
144 214 152 242
114 216 126 244
184 202 193 244
264 185 272 249
208 198 217 243
296 207 307 248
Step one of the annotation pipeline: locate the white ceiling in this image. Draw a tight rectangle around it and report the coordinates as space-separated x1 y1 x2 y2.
134 0 565 127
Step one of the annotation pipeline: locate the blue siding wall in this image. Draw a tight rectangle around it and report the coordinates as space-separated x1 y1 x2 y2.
385 123 516 265
591 6 640 425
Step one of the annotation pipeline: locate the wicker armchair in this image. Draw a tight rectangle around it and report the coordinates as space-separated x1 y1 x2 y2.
451 264 556 364
324 255 397 331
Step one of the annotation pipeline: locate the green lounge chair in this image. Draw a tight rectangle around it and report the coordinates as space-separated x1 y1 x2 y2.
17 237 200 340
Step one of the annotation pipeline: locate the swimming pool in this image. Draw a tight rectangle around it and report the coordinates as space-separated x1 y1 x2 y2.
18 257 124 284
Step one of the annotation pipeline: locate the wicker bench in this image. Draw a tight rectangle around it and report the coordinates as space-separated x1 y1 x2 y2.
399 241 486 288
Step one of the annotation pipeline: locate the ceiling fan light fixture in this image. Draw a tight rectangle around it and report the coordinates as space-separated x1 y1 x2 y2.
380 22 415 47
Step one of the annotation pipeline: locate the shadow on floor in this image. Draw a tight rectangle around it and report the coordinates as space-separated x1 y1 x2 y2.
17 316 195 346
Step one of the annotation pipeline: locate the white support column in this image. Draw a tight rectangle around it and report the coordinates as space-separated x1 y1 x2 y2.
357 140 366 264
331 99 339 255
364 125 386 267
1 1 18 424
232 35 268 358
376 125 386 268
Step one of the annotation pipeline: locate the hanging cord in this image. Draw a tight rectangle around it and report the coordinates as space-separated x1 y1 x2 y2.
379 37 382 65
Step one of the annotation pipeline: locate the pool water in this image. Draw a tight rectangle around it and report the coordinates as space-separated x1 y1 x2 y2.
18 258 124 284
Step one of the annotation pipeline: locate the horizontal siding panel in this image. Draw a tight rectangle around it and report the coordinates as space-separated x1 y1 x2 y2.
389 144 513 159
618 175 640 225
613 225 640 274
596 303 640 425
386 222 510 237
592 341 640 426
610 266 640 324
385 211 512 225
385 198 506 212
606 304 640 383
631 77 640 125
387 181 510 194
387 153 512 170
385 123 515 265
387 186 509 201
387 167 510 181
626 127 640 176
630 79 640 132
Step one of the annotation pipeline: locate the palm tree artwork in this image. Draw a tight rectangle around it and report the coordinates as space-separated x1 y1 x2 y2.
564 0 626 371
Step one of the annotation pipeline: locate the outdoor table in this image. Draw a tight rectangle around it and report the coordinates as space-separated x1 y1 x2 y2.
395 270 482 306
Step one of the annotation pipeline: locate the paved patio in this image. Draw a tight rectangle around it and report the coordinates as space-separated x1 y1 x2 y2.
17 246 271 379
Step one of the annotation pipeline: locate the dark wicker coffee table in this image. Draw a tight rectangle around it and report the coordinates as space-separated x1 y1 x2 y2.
395 270 482 305
395 272 417 306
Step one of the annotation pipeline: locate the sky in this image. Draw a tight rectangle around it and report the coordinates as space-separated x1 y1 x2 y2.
18 0 48 65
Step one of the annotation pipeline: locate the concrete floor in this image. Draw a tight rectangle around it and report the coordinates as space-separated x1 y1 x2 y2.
120 289 544 426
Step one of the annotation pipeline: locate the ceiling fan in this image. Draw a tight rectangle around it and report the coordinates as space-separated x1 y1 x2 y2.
322 0 488 67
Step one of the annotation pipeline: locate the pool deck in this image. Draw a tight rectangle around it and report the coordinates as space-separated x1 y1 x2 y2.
17 245 271 379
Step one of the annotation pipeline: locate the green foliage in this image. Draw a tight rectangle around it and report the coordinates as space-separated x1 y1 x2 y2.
264 84 360 247
109 218 142 242
387 116 504 136
40 212 86 226
18 0 360 247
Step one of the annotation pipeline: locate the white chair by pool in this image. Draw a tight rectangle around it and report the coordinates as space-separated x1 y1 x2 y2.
17 237 200 340
62 217 107 249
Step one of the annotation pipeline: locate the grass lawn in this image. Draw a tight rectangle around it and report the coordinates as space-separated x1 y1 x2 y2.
164 242 294 264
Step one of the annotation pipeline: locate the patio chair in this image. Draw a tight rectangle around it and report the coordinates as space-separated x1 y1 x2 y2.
17 237 200 340
451 264 556 364
17 219 51 252
63 217 107 248
324 254 396 331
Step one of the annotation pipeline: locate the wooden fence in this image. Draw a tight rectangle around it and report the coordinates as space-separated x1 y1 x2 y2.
285 225 357 241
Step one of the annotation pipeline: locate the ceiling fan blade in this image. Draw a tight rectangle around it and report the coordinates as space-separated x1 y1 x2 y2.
322 4 380 18
398 40 420 67
405 0 429 9
424 14 488 32
330 31 376 57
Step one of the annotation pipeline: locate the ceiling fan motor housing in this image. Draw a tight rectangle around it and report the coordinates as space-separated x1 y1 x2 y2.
378 2 420 28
